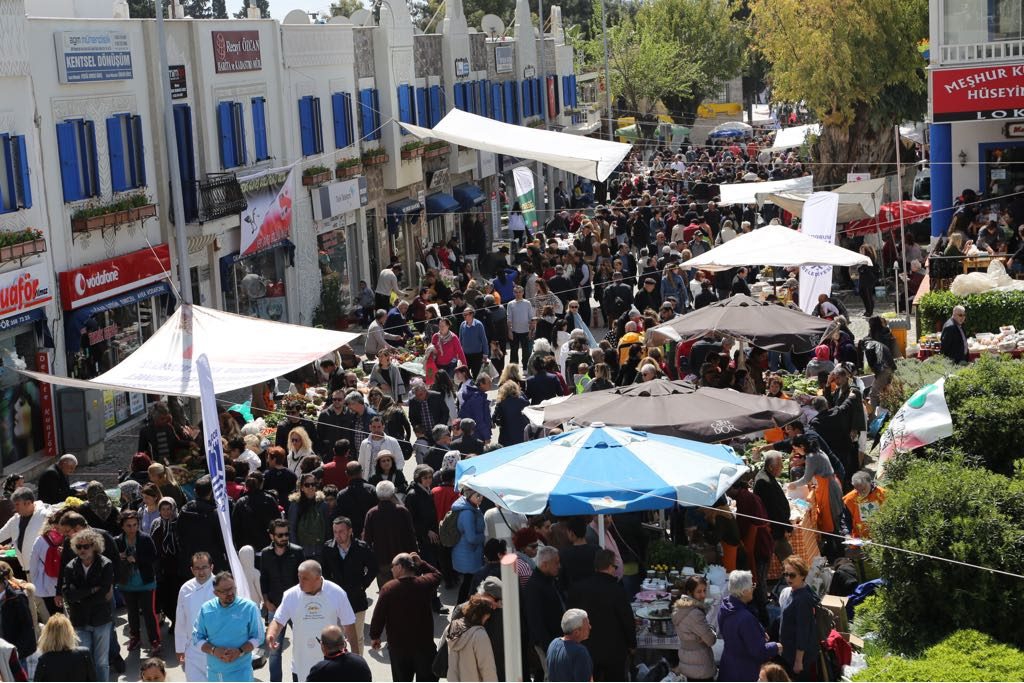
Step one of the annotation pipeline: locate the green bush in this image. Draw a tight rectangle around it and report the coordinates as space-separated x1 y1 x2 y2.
917 289 1024 336
880 355 959 415
850 593 885 638
854 630 1024 682
944 355 1024 475
868 459 1024 653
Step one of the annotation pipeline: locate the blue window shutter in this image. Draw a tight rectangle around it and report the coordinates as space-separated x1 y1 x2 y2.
299 96 315 156
233 102 247 165
252 97 268 160
107 115 128 192
217 102 236 168
502 81 513 124
416 87 428 126
454 84 465 112
479 80 488 117
397 86 410 125
372 89 381 139
84 121 99 197
0 135 12 212
56 122 82 202
491 83 502 121
332 93 348 149
312 97 323 153
571 75 578 107
343 93 354 145
131 115 146 188
14 135 31 209
173 104 197 221
534 78 542 115
358 89 371 140
552 75 560 113
429 86 441 127
521 80 531 117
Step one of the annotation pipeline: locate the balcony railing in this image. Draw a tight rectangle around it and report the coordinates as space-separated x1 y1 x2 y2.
941 39 1024 64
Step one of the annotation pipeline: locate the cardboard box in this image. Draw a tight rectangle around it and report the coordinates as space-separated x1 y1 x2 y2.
821 594 850 634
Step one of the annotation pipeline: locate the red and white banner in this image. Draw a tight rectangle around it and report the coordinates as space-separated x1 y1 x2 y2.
238 167 295 256
0 264 52 320
35 351 57 458
58 244 171 310
932 64 1024 121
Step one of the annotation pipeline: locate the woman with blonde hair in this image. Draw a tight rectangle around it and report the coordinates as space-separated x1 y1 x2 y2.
33 612 95 681
286 426 315 474
146 463 186 508
493 380 529 446
498 362 526 390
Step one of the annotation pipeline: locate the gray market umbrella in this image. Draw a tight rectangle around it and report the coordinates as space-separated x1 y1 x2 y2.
539 378 802 441
648 294 830 352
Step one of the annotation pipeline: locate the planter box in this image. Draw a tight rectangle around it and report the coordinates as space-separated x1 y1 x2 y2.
424 146 448 159
302 170 333 186
72 203 157 233
401 147 424 160
336 164 363 179
362 154 389 166
0 238 46 263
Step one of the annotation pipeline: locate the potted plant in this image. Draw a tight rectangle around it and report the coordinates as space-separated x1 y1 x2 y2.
362 147 389 166
70 192 157 233
423 141 449 159
0 228 45 262
301 165 332 186
400 140 425 160
335 157 363 179
312 272 349 330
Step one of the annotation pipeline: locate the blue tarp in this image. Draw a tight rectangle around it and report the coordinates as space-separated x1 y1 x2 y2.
452 183 486 209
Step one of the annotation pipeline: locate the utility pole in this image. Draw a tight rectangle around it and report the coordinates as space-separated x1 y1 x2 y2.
600 0 612 140
535 0 554 230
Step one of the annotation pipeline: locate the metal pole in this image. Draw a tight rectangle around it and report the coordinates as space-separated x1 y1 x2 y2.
895 124 909 314
156 2 193 305
600 0 612 140
500 553 524 682
536 0 551 230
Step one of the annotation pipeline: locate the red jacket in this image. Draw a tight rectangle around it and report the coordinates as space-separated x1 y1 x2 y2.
431 484 459 523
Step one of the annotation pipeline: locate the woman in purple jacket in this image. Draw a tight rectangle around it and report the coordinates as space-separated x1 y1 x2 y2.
717 570 782 681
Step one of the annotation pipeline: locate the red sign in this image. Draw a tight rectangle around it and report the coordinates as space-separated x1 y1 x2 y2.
932 64 1024 122
35 351 57 458
59 243 171 310
212 30 262 74
547 76 557 120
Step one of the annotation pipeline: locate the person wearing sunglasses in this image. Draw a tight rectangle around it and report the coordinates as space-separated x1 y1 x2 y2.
779 555 819 680
61 528 115 682
259 520 303 683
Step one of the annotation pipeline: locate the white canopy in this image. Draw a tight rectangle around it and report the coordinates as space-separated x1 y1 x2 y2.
769 124 821 151
17 305 360 397
719 176 813 205
756 177 885 223
402 109 632 182
682 224 871 272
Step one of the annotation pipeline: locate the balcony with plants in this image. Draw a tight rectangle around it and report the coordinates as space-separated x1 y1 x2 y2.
0 228 45 263
70 191 157 234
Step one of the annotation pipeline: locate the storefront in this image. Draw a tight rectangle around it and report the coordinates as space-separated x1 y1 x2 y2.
311 177 369 321
60 244 173 431
220 240 294 322
453 182 488 254
386 197 424 280
424 191 461 246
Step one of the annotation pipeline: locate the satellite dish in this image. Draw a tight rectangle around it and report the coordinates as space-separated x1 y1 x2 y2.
283 9 310 24
350 8 373 26
329 15 352 24
481 14 505 37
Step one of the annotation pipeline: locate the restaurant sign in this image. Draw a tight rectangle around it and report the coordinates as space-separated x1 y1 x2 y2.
932 64 1024 122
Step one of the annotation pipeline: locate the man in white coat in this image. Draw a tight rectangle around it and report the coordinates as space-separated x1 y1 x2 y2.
0 487 48 576
266 560 359 682
176 552 216 682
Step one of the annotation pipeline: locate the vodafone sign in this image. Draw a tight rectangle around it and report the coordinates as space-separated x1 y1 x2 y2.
932 64 1024 121
59 243 171 310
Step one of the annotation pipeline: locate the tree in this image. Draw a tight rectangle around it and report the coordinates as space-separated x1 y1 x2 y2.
330 0 365 18
128 0 156 17
212 0 228 18
182 0 212 18
234 0 270 18
750 0 927 184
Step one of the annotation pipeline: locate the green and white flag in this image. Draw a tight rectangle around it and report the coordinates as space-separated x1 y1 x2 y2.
513 166 539 231
879 376 953 466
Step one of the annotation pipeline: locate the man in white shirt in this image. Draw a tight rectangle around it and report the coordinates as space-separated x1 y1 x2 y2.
374 263 405 311
507 286 534 365
176 552 217 682
267 560 359 682
0 488 48 576
357 418 404 474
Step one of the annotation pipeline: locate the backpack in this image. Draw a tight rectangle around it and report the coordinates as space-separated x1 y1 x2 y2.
439 509 463 548
42 530 64 579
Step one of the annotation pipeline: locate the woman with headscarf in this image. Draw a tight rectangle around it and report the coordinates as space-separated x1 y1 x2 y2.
236 546 263 612
149 497 183 630
118 481 143 515
81 482 120 535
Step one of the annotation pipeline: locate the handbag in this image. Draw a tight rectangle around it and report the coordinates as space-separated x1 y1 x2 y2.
480 358 499 380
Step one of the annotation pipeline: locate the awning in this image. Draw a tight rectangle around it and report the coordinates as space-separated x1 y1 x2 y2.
769 124 821 151
452 183 486 209
0 307 46 333
402 109 631 182
64 281 173 353
756 177 885 223
425 192 461 218
386 197 423 235
718 176 814 205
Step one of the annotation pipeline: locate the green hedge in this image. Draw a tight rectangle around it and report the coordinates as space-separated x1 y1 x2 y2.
944 355 1024 474
868 458 1024 653
917 289 1024 336
854 630 1024 682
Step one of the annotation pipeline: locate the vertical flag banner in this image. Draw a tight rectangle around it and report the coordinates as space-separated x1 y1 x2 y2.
197 352 251 601
238 166 295 256
879 376 953 470
513 166 539 230
799 191 841 314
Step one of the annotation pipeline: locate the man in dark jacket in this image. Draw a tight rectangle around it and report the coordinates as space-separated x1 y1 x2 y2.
523 546 567 667
731 267 752 296
407 382 449 442
230 472 282 553
525 356 563 405
601 272 632 323
263 446 298 509
316 389 350 457
633 278 661 313
369 553 442 682
753 452 793 562
404 466 439 564
177 476 229 571
567 549 636 681
321 517 376 653
336 463 377 539
260 518 303 682
62 527 115 681
362 481 418 589
274 403 320 450
940 306 968 364
38 454 76 505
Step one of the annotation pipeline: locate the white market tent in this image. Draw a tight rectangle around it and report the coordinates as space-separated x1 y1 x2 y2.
682 224 871 272
718 176 813 205
769 124 821 151
756 177 885 224
16 305 360 397
402 109 631 182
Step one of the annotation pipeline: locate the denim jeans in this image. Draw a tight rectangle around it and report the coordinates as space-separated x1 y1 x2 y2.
77 624 111 682
268 620 288 682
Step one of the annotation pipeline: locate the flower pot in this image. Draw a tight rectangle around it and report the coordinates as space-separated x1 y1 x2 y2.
0 247 11 261
9 243 25 258
29 239 45 255
302 170 332 187
401 148 422 160
336 164 363 179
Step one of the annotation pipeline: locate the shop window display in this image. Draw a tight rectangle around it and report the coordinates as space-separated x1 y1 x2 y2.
0 327 44 467
223 248 289 322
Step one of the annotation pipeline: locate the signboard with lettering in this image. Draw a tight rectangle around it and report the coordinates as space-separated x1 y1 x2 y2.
0 264 51 324
1005 122 1024 137
55 31 133 83
212 30 262 74
59 243 171 310
495 45 514 73
932 64 1024 122
311 177 368 231
455 58 470 78
169 64 187 99
35 352 57 458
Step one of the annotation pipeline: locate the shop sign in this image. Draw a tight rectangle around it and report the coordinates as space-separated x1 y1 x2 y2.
524 65 536 80
455 58 470 78
102 390 116 429
932 65 1024 122
0 264 51 323
1005 122 1024 137
476 150 497 179
428 168 450 190
311 176 368 223
212 30 262 74
59 243 171 310
55 31 133 83
495 45 514 73
169 64 187 99
35 352 57 458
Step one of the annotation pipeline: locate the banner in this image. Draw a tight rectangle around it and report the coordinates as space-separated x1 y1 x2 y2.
512 166 539 231
798 191 840 314
239 166 295 257
879 377 953 470
197 352 251 601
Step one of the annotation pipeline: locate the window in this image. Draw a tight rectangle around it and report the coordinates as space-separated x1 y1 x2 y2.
173 104 198 222
0 134 31 213
298 95 324 157
397 84 416 126
107 113 146 192
478 80 489 117
454 83 467 112
56 119 99 202
332 92 355 149
217 101 247 169
252 97 269 161
359 88 381 141
490 82 504 122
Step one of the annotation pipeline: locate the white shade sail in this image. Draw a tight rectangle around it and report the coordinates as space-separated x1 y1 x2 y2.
718 176 813 205
402 109 632 182
17 305 360 397
682 224 871 272
769 124 821 151
756 177 885 223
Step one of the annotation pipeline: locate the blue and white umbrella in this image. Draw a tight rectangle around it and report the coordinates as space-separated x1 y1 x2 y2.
455 425 748 516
